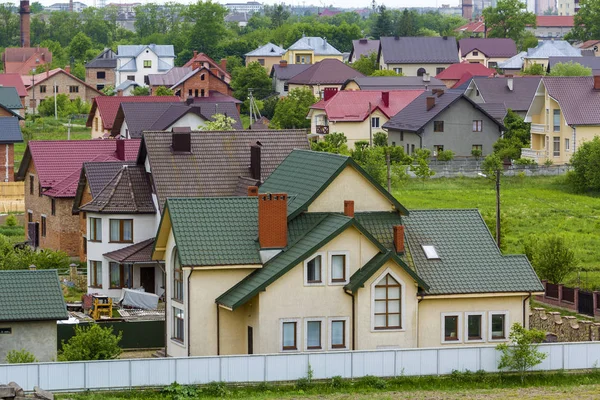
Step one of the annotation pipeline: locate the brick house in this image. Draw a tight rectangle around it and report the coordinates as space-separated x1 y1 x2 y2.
1 47 52 75
85 48 117 91
183 51 230 83
0 117 24 182
16 140 140 257
22 67 104 113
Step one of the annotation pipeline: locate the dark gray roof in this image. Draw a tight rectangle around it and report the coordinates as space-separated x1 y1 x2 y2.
341 76 446 91
0 87 23 109
470 76 541 112
85 48 117 69
548 56 600 74
383 90 504 132
0 117 24 144
459 38 518 58
81 161 136 198
111 101 181 138
270 63 312 81
478 102 508 122
350 39 380 60
104 238 157 263
139 130 310 211
380 36 460 64
148 67 192 87
287 59 364 85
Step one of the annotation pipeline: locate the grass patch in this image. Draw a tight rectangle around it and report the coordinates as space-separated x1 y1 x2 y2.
394 176 600 289
62 284 85 303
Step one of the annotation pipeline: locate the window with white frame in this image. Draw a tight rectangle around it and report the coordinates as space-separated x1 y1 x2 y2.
371 117 380 128
281 319 299 351
489 312 509 340
329 251 349 284
472 120 483 132
441 313 461 343
565 138 570 151
465 312 485 342
372 271 403 330
329 317 349 350
172 307 184 342
173 247 183 302
304 253 324 285
305 319 323 350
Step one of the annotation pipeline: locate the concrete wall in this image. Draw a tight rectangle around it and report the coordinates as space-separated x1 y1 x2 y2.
0 320 57 362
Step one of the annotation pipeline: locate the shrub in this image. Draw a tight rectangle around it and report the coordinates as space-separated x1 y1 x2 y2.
358 375 387 389
373 132 388 147
524 235 577 284
4 215 17 227
514 157 537 166
203 382 231 397
6 349 37 363
295 377 311 391
569 136 600 192
436 149 454 162
329 375 347 389
163 382 198 399
471 148 482 159
544 159 553 166
497 323 547 383
58 324 122 361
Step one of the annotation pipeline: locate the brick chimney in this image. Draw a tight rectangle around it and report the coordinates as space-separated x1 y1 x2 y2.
250 143 261 180
220 58 227 72
323 87 338 101
344 200 354 217
393 225 405 253
594 75 600 90
20 1 30 48
258 193 288 249
248 186 258 196
116 139 125 161
382 91 389 107
279 60 288 67
117 89 123 96
426 96 435 111
193 50 198 58
65 65 71 74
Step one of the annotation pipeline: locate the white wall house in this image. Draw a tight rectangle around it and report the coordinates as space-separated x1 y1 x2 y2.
115 44 175 87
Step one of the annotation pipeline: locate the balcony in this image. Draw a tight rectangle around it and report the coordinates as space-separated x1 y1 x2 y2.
521 148 546 163
316 125 329 134
530 123 545 134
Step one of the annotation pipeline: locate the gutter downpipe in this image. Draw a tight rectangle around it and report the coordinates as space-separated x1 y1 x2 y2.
187 269 194 357
416 130 423 151
216 304 221 355
523 293 532 327
344 290 355 350
417 296 423 348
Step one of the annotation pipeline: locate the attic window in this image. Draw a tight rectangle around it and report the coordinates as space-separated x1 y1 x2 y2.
422 245 439 260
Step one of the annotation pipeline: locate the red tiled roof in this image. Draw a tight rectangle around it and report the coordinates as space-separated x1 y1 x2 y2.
310 90 424 121
435 62 496 80
23 140 141 198
0 73 27 97
2 48 52 74
183 52 230 80
451 72 476 89
456 20 486 33
86 95 180 129
536 16 574 27
579 40 600 49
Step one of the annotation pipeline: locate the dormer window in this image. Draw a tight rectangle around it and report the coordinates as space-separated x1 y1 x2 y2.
422 245 439 259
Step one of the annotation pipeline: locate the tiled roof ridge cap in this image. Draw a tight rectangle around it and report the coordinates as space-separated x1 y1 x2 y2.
98 166 126 212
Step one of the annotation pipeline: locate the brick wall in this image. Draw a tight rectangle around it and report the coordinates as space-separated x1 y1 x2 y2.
0 144 16 182
0 108 13 117
530 308 600 342
86 67 116 91
171 70 233 99
26 71 102 113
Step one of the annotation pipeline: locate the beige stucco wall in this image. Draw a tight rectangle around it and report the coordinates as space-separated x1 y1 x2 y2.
462 51 509 68
343 81 360 91
91 108 107 139
308 165 395 213
0 320 58 362
381 62 453 77
245 56 282 72
417 295 527 348
310 109 389 146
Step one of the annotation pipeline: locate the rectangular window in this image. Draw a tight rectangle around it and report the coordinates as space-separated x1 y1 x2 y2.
89 218 102 242
490 313 507 340
41 215 46 237
553 136 560 157
433 121 444 132
109 262 133 289
473 120 483 132
282 321 297 350
374 273 402 329
306 320 322 350
144 60 152 68
305 254 322 284
69 86 79 93
411 144 415 154
51 198 56 216
331 320 346 349
38 182 42 197
127 75 135 81
97 84 105 90
0 327 11 334
565 138 570 151
97 71 106 79
283 83 289 92
53 86 58 93
28 211 33 223
553 109 560 131
172 308 184 342
467 314 483 341
258 58 265 66
436 67 445 75
29 175 34 195
90 260 102 288
444 315 459 341
371 117 380 128
472 51 479 56
330 253 347 283
393 67 402 74
109 219 133 243
472 144 483 153
400 132 404 141
40 85 46 93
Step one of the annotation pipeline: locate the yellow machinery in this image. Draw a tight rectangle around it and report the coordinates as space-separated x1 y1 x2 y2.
90 295 113 320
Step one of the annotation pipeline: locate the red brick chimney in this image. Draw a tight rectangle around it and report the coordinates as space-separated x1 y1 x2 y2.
220 58 227 72
116 139 125 161
20 1 30 48
323 87 338 101
193 50 198 58
344 200 354 217
393 225 405 253
279 60 288 68
382 91 389 107
248 186 258 196
426 96 435 111
594 75 600 90
117 89 123 96
65 65 71 74
258 193 288 249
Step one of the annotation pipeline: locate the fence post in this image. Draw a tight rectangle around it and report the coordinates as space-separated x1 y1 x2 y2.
594 292 599 317
574 287 579 312
558 284 564 304
542 280 548 299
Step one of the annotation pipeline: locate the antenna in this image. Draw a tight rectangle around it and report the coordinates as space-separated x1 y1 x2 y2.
248 89 262 128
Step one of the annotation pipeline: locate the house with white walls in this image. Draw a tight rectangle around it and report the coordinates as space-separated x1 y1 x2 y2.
115 44 175 87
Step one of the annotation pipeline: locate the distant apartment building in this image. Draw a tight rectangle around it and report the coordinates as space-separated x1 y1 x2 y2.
557 0 579 15
225 1 262 13
536 0 557 14
45 1 87 12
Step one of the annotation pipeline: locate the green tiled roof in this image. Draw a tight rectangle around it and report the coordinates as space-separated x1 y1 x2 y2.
0 87 23 110
0 270 68 322
166 197 261 266
403 209 544 295
217 214 353 310
259 150 408 219
355 212 403 250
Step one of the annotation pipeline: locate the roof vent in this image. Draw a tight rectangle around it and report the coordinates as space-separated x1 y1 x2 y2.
172 132 191 153
422 245 439 260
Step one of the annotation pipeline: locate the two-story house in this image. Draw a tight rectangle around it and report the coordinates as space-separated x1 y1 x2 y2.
152 149 543 357
458 38 518 69
85 48 117 91
523 76 600 164
245 43 286 71
283 36 344 65
2 47 52 75
287 59 364 98
378 36 460 77
270 61 311 97
383 90 505 157
115 44 175 87
307 89 423 145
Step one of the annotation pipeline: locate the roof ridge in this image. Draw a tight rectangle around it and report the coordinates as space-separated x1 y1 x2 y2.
98 166 126 212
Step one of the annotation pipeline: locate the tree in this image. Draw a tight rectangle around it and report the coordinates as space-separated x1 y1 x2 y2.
225 55 243 74
0 3 19 47
371 69 403 77
271 88 317 129
59 324 122 361
373 132 388 147
436 149 455 162
410 148 435 183
521 63 545 76
548 61 592 76
351 53 378 76
497 323 547 383
155 86 175 96
395 9 420 36
371 5 393 39
264 4 290 29
68 32 93 62
482 0 536 47
311 132 349 154
202 113 237 130
569 136 600 191
185 1 228 58
567 0 600 41
524 235 577 284
132 86 150 96
30 2 44 13
230 62 272 102
482 153 503 178
520 31 539 51
6 349 37 364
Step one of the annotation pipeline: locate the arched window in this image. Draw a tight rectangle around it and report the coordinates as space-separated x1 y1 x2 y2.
417 68 427 77
373 272 402 329
173 247 183 302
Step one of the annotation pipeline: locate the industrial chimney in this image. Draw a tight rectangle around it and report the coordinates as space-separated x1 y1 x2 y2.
20 0 30 48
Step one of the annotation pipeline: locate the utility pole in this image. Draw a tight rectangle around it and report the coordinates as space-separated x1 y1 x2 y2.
31 68 36 115
54 81 57 120
495 169 501 249
368 101 372 147
386 152 391 192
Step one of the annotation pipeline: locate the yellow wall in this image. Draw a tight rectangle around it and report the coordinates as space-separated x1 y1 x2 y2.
314 55 344 63
308 165 395 213
380 61 454 77
462 51 509 68
245 56 282 72
91 108 106 139
343 81 360 91
417 295 527 348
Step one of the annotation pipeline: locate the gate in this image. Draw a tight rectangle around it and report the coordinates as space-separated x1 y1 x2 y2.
578 290 594 316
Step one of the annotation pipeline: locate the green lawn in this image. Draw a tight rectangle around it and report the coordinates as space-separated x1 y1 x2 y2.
394 176 600 289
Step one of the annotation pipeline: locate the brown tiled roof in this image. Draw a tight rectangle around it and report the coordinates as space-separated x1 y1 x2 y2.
73 161 136 213
103 238 156 263
288 59 364 85
79 164 155 214
86 96 181 129
139 130 310 211
543 76 600 125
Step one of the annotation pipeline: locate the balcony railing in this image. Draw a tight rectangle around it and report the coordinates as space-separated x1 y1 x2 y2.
521 148 546 162
530 123 545 133
316 125 329 134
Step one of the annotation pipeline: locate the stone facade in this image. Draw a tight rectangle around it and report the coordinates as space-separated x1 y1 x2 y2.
170 69 233 100
85 67 115 92
26 70 103 113
530 308 600 342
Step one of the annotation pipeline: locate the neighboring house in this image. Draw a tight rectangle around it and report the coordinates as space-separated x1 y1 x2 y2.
349 39 380 63
245 43 286 71
383 90 504 157
547 56 600 75
576 40 600 56
435 62 495 89
22 68 104 114
0 87 25 118
0 73 28 108
463 76 542 117
524 76 600 164
0 269 68 362
287 59 364 98
45 1 87 12
523 40 581 70
307 89 424 145
148 67 192 93
455 18 486 37
378 36 460 77
86 95 180 139
183 52 230 83
2 47 52 75
0 117 24 182
168 66 234 100
283 36 344 65
458 38 518 68
528 16 574 38
270 61 311 96
152 149 543 357
85 48 117 91
341 76 446 91
115 44 175 87
16 139 140 257
225 12 249 27
115 80 140 96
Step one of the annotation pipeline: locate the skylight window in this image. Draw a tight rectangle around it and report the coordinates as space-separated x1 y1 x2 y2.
422 245 439 260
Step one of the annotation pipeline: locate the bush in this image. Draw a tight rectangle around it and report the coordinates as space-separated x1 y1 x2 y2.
471 148 482 159
295 377 311 391
514 158 537 166
5 215 17 227
524 235 577 284
358 375 387 389
203 382 231 397
163 382 198 399
373 132 388 147
6 349 37 363
436 149 454 162
329 375 347 389
37 94 90 118
58 324 122 361
544 159 553 166
569 136 600 192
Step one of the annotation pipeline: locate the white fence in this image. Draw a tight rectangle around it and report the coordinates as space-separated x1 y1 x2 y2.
1 342 599 392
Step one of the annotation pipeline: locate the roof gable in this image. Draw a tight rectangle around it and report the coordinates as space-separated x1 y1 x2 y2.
459 38 518 58
470 76 542 112
86 95 180 129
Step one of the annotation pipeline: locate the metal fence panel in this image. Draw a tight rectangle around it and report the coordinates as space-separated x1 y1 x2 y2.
220 356 265 383
265 354 308 381
308 352 351 379
176 357 220 385
399 349 438 376
86 361 129 389
0 364 38 391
